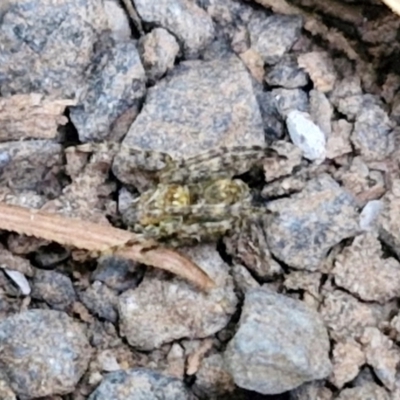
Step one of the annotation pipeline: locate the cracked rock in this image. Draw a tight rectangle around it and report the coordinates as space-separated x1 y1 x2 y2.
70 41 146 142
266 174 359 271
224 288 331 394
333 233 400 303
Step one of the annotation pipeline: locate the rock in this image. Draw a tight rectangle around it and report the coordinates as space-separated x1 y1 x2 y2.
272 88 309 118
320 290 383 342
333 233 400 303
79 281 118 323
113 56 264 186
133 0 214 58
326 119 353 159
336 382 390 400
3 270 30 296
139 28 180 82
91 256 144 293
351 103 394 161
297 51 337 93
290 381 333 400
378 180 400 259
0 140 62 191
192 354 235 399
118 245 237 350
309 89 333 137
255 90 284 140
70 41 146 142
31 269 76 310
266 174 359 271
0 0 108 97
224 288 331 394
0 310 91 398
329 340 365 389
248 14 303 65
359 200 384 231
360 327 400 391
286 110 326 162
265 55 308 88
88 368 193 400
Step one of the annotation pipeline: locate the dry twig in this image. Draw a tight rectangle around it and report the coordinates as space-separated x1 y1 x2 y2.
0 202 215 291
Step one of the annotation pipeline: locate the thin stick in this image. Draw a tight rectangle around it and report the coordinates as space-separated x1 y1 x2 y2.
0 203 215 290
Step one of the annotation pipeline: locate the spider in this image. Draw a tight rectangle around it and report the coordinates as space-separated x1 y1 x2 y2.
75 143 274 247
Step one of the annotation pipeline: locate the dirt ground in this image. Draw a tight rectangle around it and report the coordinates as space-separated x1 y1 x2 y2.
0 0 400 399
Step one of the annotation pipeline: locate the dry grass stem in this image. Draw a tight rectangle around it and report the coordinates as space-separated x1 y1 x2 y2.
0 203 215 290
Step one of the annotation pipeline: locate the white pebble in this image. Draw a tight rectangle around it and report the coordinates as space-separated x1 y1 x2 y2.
360 200 384 231
4 269 31 295
286 110 326 163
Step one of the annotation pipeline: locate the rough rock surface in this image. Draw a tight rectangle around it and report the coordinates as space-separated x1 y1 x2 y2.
0 140 62 191
0 0 108 97
224 288 331 394
333 233 400 303
0 310 91 398
118 245 237 350
31 269 76 311
70 41 146 142
266 174 359 271
133 0 214 58
88 368 193 400
248 14 303 65
139 28 180 82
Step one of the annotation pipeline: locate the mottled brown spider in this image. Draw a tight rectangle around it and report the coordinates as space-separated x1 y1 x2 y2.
75 143 272 247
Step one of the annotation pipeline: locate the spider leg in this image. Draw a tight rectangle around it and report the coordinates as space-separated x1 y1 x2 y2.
138 219 234 246
160 145 276 184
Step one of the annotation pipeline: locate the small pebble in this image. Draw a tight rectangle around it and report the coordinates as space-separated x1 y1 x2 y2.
286 110 327 162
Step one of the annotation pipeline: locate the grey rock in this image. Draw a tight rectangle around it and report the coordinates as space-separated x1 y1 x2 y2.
192 353 235 399
118 245 237 350
351 103 394 161
224 288 331 394
255 91 285 140
70 41 146 142
0 309 91 398
265 55 308 88
0 140 62 191
139 28 180 82
88 368 193 400
248 14 303 65
133 0 214 58
271 88 309 118
79 281 118 323
31 270 76 310
266 174 360 271
113 56 264 185
0 0 108 97
92 256 144 293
